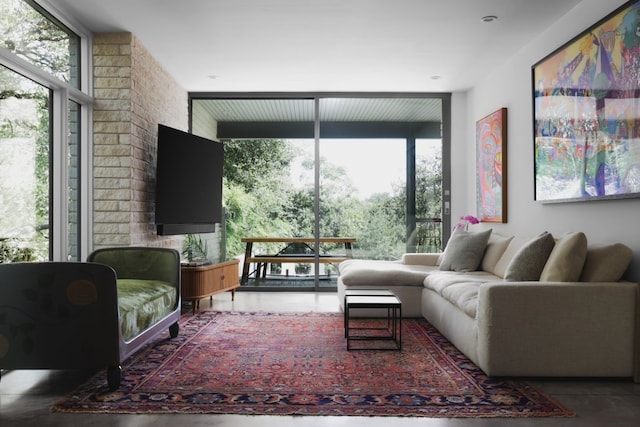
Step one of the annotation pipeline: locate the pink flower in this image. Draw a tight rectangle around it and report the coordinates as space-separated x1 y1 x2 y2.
453 215 480 231
463 215 479 224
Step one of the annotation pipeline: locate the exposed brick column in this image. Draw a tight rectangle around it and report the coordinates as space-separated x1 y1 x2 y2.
92 32 188 250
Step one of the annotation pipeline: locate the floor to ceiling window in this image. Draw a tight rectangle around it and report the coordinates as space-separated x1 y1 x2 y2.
190 94 450 291
1 0 91 261
412 138 443 253
0 67 50 261
318 137 407 259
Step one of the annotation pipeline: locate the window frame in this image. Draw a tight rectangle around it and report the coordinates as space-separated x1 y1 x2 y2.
190 93 452 290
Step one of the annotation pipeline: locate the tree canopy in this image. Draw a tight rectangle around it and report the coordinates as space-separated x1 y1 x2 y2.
221 138 442 261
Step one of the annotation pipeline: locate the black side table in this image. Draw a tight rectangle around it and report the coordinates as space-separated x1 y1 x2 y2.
344 291 402 350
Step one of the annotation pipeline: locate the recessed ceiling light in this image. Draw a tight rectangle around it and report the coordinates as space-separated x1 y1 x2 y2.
430 75 441 80
481 15 498 23
207 75 218 80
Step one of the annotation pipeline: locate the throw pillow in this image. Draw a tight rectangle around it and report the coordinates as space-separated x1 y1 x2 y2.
438 228 492 272
481 233 514 275
492 235 532 278
504 232 555 281
539 232 588 282
580 243 633 282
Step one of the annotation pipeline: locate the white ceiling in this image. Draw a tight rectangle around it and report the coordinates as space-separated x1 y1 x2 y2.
50 0 583 93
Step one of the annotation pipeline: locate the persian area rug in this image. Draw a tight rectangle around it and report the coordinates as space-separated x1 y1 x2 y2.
53 311 574 417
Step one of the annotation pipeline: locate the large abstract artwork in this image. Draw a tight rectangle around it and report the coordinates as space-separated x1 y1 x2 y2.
533 0 640 203
476 108 507 223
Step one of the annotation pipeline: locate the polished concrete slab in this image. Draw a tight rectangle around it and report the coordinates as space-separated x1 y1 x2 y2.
2 291 640 426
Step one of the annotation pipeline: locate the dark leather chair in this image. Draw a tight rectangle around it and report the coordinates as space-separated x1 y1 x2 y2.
0 247 181 390
0 262 123 388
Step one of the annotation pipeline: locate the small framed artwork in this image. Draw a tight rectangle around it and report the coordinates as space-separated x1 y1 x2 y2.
532 0 640 203
476 108 507 223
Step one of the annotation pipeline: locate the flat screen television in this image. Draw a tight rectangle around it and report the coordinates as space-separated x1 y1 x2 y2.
155 124 224 235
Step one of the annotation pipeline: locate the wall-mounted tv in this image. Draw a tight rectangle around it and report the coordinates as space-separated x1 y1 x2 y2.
155 124 223 235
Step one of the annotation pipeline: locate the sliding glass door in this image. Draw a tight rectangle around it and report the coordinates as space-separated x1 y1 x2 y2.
190 94 449 291
411 138 443 253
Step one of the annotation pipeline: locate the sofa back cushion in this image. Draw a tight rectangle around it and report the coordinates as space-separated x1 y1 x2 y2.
492 235 534 278
339 259 434 286
481 233 514 276
503 232 556 281
580 243 632 282
539 232 587 282
438 228 492 272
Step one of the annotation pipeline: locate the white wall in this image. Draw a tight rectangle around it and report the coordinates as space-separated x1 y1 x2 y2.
450 91 469 220
455 0 640 281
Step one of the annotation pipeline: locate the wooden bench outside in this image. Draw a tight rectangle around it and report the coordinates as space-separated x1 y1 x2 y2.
247 256 349 264
241 237 355 284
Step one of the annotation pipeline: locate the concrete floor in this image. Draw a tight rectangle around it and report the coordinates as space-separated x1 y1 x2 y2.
2 291 640 426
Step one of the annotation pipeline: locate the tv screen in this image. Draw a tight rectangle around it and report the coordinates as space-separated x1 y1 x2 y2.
155 124 224 235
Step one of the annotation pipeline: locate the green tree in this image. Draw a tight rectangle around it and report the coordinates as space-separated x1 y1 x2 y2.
0 67 50 261
222 139 298 257
357 192 406 260
1 0 78 261
223 139 369 259
223 139 296 192
416 151 443 218
221 138 442 262
283 154 365 250
1 0 75 82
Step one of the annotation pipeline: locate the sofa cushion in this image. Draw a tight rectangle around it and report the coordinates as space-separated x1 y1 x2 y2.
117 279 177 341
339 259 434 286
504 232 555 281
580 243 632 282
424 271 500 318
438 228 492 272
481 233 514 275
440 282 481 318
401 253 441 266
424 270 499 293
539 232 587 282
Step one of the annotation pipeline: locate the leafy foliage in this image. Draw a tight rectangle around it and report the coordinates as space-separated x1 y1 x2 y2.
1 0 76 83
0 238 35 263
223 139 296 192
182 234 209 261
0 67 50 261
416 151 443 218
222 138 443 261
1 0 78 261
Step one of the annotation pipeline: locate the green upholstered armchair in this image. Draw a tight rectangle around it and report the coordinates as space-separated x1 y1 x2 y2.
87 247 181 361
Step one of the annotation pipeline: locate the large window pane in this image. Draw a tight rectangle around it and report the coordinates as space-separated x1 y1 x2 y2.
0 65 50 261
194 96 446 290
319 138 406 261
0 0 80 87
224 138 320 286
318 97 444 266
413 139 443 252
222 138 303 276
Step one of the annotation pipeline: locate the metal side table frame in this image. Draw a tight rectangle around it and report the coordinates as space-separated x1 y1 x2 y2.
344 289 402 351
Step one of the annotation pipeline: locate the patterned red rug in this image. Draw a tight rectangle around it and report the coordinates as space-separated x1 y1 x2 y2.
53 311 573 417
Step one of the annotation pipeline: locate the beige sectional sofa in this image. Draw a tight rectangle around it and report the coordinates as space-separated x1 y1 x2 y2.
338 230 639 381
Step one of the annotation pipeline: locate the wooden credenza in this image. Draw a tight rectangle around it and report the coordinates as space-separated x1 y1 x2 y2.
181 259 240 313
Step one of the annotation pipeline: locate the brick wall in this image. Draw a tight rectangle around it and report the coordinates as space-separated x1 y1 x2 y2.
93 32 188 251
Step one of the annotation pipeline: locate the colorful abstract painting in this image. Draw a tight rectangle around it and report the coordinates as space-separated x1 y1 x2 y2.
476 108 507 223
533 0 640 202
